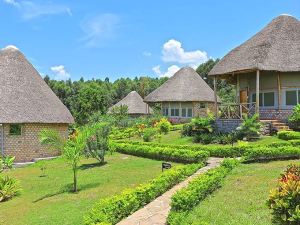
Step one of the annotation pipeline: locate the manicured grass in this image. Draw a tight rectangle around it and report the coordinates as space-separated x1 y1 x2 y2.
180 160 300 225
0 153 176 225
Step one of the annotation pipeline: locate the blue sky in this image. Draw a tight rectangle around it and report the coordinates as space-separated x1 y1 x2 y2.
0 0 299 81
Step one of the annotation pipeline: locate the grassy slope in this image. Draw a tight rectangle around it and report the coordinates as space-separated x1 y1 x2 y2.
0 153 175 225
181 160 299 225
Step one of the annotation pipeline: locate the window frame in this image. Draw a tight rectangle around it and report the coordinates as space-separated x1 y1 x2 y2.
285 90 299 106
252 91 275 107
9 124 22 136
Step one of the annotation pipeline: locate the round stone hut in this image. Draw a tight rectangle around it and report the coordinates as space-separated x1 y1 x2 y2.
0 46 74 162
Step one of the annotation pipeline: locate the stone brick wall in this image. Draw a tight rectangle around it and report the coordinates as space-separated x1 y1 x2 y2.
215 119 242 133
3 123 69 162
193 102 214 117
259 109 293 121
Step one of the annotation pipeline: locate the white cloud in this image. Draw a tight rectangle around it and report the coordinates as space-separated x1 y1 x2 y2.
162 39 208 66
80 13 120 48
3 0 71 20
51 65 70 80
152 65 180 78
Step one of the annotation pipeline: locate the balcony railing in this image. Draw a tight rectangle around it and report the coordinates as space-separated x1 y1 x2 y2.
217 103 256 119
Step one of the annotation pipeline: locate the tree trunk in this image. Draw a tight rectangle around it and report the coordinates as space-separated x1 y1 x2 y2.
73 166 77 192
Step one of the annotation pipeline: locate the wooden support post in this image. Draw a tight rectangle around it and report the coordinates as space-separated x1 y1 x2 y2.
236 73 240 104
213 76 218 118
277 72 281 110
256 70 260 116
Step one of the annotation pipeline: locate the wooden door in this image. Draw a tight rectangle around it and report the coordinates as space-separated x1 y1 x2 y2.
240 90 248 104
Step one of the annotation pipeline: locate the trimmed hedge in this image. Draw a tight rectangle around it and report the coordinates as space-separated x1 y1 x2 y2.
277 130 300 140
167 159 239 225
242 146 300 162
84 163 203 225
113 140 249 158
111 142 209 164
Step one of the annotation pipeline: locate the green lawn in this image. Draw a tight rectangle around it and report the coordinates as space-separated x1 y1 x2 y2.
180 159 299 225
0 153 174 225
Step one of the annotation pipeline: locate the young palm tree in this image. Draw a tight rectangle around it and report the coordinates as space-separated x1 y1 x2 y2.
39 128 88 192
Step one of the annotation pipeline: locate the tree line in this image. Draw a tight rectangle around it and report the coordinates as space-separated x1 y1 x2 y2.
44 59 235 125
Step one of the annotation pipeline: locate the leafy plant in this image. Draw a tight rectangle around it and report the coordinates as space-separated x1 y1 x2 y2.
190 116 214 134
0 176 21 202
267 164 300 224
289 104 300 126
278 131 300 140
155 118 171 134
236 114 261 140
85 123 111 164
142 128 156 142
0 156 15 172
38 161 47 177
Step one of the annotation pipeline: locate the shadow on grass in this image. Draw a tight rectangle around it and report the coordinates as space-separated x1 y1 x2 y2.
33 182 101 203
79 161 107 170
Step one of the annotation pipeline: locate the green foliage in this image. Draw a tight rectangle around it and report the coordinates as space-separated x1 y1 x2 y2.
111 142 209 164
0 156 15 172
84 163 203 225
85 124 111 163
156 118 171 134
0 175 21 202
39 129 66 152
142 128 157 142
289 104 300 124
267 164 300 224
167 159 239 225
278 130 300 140
236 114 261 140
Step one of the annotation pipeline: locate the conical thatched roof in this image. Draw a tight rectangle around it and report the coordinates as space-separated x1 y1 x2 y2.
209 15 300 76
144 67 219 103
109 91 150 115
0 46 74 123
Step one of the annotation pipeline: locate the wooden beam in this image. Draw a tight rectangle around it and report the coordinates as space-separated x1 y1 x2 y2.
213 76 218 118
277 72 281 110
236 73 240 103
256 70 260 116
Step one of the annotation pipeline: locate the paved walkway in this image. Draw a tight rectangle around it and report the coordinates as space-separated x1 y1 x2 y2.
117 157 223 225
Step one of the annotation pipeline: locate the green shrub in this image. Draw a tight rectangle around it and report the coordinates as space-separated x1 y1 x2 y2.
171 124 183 131
288 104 300 128
84 163 203 225
190 116 214 134
167 159 239 225
267 164 300 225
181 124 193 136
278 130 300 140
236 114 261 140
289 140 300 146
243 146 300 162
192 133 215 144
111 142 209 164
156 118 171 134
143 128 157 142
0 176 21 202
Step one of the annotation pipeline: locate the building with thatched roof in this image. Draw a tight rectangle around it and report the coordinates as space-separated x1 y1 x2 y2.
209 14 300 132
0 45 74 162
144 67 218 121
109 91 151 117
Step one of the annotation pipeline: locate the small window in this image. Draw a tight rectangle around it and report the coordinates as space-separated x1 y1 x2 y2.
163 108 169 116
286 91 297 106
264 92 275 107
199 103 206 109
9 124 22 135
187 108 193 117
252 93 263 107
171 108 179 117
182 108 187 117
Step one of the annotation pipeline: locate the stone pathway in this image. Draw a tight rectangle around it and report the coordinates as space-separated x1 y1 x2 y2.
117 157 224 225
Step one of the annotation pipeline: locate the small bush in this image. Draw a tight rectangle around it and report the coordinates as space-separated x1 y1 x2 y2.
143 128 157 142
236 114 261 140
156 118 171 134
0 176 21 202
278 130 300 140
267 164 300 225
288 104 300 129
181 124 193 136
84 163 203 225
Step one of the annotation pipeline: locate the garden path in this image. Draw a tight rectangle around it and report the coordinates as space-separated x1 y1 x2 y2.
117 157 223 225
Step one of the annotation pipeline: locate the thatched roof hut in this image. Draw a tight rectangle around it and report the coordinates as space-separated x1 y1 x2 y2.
109 91 150 115
0 45 74 124
145 67 218 103
209 15 300 76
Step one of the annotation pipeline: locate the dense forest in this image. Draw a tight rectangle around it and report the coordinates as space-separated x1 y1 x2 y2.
44 59 235 124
